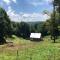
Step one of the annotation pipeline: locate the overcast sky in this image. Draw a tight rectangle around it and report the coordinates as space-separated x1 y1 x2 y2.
0 0 53 22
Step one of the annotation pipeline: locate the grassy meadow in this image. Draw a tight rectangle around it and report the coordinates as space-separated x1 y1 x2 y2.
0 35 60 60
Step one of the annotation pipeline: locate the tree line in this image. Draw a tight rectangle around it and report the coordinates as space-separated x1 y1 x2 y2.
0 7 49 44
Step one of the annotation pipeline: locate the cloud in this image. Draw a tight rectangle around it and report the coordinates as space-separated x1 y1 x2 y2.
31 2 44 6
45 0 53 3
3 0 16 5
22 13 50 22
30 0 53 6
12 0 16 3
7 6 50 22
7 6 22 22
3 0 10 5
23 13 42 18
6 0 51 22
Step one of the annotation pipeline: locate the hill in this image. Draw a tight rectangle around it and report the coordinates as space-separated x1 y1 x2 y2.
27 21 44 26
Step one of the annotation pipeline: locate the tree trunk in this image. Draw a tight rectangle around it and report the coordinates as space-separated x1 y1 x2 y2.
54 36 55 43
0 37 6 45
53 2 56 43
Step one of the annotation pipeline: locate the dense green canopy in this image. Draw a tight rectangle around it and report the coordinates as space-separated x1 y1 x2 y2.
0 7 11 44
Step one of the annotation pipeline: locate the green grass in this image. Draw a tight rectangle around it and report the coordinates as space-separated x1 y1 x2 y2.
0 36 60 60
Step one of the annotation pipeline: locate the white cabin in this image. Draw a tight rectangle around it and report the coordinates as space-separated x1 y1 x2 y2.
30 33 42 41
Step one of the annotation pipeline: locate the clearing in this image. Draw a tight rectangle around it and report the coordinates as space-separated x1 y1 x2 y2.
0 35 60 60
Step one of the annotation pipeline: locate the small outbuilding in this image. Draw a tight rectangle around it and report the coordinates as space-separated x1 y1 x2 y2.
30 33 42 41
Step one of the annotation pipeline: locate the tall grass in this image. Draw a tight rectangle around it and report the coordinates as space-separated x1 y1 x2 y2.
0 36 60 60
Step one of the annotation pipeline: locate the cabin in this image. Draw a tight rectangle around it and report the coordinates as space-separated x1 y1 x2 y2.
30 33 42 41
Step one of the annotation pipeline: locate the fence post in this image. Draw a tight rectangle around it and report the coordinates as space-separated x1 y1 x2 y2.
54 49 55 60
16 50 19 60
30 53 32 60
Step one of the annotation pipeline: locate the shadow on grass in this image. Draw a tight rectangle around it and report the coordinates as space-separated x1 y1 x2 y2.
51 40 60 43
30 38 43 42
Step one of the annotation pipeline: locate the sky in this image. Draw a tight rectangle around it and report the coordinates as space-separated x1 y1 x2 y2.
0 0 53 22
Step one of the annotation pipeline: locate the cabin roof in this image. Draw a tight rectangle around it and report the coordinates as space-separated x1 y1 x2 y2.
30 33 41 38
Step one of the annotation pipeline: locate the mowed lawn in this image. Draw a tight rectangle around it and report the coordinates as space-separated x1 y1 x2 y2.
0 36 60 60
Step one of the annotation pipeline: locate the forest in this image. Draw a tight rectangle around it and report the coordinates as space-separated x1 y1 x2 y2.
0 0 60 44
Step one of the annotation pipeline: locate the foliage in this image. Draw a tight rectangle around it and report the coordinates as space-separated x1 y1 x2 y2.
17 22 30 38
0 7 12 44
29 22 49 37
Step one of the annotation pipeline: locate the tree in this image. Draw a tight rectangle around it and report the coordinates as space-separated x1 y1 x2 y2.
41 22 48 37
17 22 30 38
54 0 60 24
50 1 58 43
0 7 11 44
11 22 19 35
